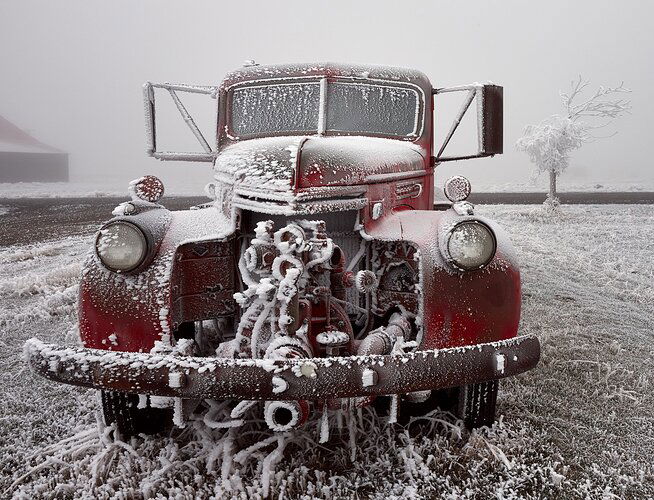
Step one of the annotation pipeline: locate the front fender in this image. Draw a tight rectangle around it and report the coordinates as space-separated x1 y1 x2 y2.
79 206 235 353
365 208 520 349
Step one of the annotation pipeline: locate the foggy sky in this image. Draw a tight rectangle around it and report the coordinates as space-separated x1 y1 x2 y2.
0 0 651 193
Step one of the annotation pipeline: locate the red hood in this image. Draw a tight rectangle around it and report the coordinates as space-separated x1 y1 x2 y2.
214 136 426 197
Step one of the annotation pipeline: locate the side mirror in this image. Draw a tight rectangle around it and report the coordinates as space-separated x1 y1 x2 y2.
143 82 218 162
432 83 503 163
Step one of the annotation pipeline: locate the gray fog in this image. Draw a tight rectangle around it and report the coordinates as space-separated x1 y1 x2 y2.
1 0 651 193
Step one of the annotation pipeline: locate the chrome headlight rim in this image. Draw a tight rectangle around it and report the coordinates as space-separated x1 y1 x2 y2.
95 220 150 273
445 220 497 272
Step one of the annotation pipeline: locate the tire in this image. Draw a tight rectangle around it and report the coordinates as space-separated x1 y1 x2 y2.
393 389 456 426
101 390 172 439
398 381 498 430
455 380 498 430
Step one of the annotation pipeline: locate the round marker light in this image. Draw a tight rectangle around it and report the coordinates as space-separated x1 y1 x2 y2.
129 175 165 203
444 175 471 202
96 222 148 272
446 221 496 270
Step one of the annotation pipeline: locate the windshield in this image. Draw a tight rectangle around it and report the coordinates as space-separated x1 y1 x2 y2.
230 80 421 139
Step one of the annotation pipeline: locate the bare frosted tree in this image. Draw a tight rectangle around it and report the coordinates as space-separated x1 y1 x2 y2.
516 77 631 206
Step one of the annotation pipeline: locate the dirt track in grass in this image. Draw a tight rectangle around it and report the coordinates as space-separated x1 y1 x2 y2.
0 204 652 498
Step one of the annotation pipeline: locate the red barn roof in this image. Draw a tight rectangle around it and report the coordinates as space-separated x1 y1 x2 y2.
0 114 64 154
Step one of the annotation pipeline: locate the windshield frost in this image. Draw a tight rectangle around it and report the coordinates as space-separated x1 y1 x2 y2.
231 83 321 136
230 80 420 138
326 83 418 136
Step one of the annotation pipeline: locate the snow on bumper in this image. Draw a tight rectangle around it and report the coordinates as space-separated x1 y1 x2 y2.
23 336 540 400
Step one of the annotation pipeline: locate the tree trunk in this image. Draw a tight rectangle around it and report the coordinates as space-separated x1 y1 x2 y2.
549 169 557 200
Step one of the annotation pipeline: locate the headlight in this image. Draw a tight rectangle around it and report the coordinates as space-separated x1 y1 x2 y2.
96 221 148 272
446 221 496 271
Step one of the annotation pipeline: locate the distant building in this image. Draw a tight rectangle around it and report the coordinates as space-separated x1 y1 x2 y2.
0 114 68 182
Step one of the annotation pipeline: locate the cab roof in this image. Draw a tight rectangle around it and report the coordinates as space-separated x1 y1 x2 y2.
220 62 432 93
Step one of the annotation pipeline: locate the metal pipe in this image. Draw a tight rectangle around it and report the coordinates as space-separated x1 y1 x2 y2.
143 83 157 157
151 152 215 162
264 400 309 431
354 312 411 407
329 245 347 301
167 89 213 154
149 82 217 95
436 88 477 160
355 312 410 357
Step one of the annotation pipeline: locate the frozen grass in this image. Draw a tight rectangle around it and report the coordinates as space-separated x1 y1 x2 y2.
1 179 653 201
0 204 653 498
469 179 654 193
0 182 125 199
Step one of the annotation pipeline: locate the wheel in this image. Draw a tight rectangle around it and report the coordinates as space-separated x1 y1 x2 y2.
101 390 172 439
398 381 498 430
455 380 498 430
395 389 457 425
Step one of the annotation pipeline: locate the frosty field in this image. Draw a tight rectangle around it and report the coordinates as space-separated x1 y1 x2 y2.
0 204 652 499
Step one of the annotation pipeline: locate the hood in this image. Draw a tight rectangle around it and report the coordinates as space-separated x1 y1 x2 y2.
214 136 426 197
214 136 303 196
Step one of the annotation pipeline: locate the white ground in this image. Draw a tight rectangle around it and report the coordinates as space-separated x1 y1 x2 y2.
472 179 654 193
0 182 126 199
1 178 653 200
454 171 654 193
0 204 652 498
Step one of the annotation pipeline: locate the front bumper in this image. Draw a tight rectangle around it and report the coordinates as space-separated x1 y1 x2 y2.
24 335 540 400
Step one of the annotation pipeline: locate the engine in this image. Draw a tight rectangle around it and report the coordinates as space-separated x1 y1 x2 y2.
202 213 416 431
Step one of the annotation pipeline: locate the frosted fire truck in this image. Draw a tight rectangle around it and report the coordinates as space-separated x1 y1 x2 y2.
25 63 540 438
